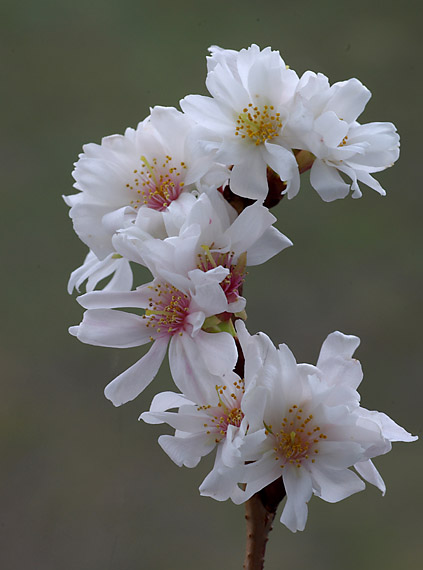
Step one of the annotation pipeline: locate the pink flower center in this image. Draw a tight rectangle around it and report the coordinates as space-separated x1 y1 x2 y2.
143 282 190 337
197 247 246 305
266 404 327 469
126 155 187 211
198 381 245 443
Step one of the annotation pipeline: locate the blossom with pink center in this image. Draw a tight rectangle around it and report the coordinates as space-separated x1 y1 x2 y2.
69 269 238 406
197 250 245 306
141 366 250 502
65 106 227 292
220 322 418 532
114 191 292 314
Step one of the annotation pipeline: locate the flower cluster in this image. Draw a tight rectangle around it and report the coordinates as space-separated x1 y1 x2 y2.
66 44 415 533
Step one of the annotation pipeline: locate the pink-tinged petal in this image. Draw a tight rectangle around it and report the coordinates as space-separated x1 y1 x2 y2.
230 154 268 200
104 336 168 406
158 433 216 468
354 459 386 495
311 465 365 503
280 466 313 532
70 309 152 348
310 160 350 201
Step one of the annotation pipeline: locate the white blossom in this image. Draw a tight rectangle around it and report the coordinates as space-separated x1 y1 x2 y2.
288 71 400 201
181 44 300 201
69 269 238 406
114 191 292 314
65 106 227 291
229 323 417 532
141 371 249 502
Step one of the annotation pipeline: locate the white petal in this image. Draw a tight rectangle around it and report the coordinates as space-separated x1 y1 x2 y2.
225 202 276 257
262 142 298 182
104 336 168 406
280 466 313 532
310 160 350 201
230 153 268 200
140 409 209 432
354 459 386 495
246 226 293 266
150 391 195 412
158 433 216 468
77 286 152 310
316 331 363 391
168 333 224 404
315 111 349 148
326 78 371 123
192 330 238 377
103 258 133 292
366 411 418 442
237 454 282 504
71 309 151 348
199 447 246 502
181 94 233 131
241 386 268 433
67 250 100 294
311 465 365 503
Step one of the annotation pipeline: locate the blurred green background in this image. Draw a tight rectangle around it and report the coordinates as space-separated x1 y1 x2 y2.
2 0 422 568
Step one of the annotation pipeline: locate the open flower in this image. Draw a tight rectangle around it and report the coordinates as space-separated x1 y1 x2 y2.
65 106 227 291
230 322 417 532
181 44 300 201
69 268 238 406
288 71 400 201
141 371 250 503
114 191 292 314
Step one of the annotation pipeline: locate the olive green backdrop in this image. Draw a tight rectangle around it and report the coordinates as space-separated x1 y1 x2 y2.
2 0 422 568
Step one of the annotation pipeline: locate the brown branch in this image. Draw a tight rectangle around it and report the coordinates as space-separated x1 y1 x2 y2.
243 478 286 570
220 171 290 568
